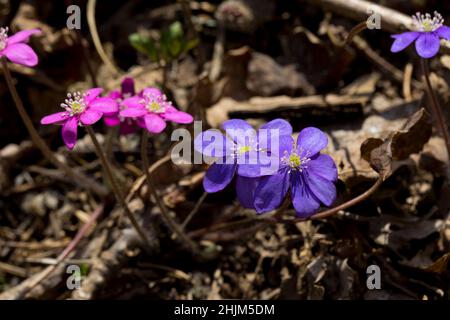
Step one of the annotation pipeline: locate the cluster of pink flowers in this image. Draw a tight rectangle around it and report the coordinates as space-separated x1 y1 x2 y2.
41 78 193 149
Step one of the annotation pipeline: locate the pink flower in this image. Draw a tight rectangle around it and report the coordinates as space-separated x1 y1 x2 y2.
104 77 139 135
40 88 119 150
119 87 193 134
0 27 41 67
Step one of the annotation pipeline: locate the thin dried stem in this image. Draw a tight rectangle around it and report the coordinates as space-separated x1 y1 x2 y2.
86 126 153 251
181 192 207 229
1 58 107 196
140 131 200 253
420 59 450 162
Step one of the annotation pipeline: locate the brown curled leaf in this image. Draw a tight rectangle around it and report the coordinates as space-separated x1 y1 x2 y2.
360 108 431 180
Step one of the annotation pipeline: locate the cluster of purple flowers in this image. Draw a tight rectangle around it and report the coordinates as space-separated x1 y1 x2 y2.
194 120 338 218
41 78 193 149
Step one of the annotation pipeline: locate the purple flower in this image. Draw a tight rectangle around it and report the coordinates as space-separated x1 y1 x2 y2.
104 77 139 135
194 119 293 208
391 12 450 59
40 88 119 150
119 87 193 134
253 127 338 218
0 27 41 67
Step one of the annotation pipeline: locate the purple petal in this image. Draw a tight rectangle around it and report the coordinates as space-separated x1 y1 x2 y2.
194 130 233 157
291 173 320 218
120 107 147 118
390 32 419 53
236 175 258 208
122 96 143 109
436 26 450 40
104 114 120 127
203 161 237 193
84 88 103 103
80 110 103 125
254 169 290 214
89 98 119 113
305 172 336 206
121 77 135 96
3 43 38 67
163 109 193 124
259 119 293 137
415 33 441 59
308 154 338 182
40 112 69 125
144 113 166 133
223 119 257 148
297 127 328 157
61 117 78 150
6 29 41 45
237 163 265 177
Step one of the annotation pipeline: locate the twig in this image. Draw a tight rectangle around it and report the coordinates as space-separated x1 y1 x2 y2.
301 0 413 33
86 126 154 252
1 58 107 197
420 59 450 163
0 205 104 299
87 0 121 76
141 131 200 254
181 192 207 229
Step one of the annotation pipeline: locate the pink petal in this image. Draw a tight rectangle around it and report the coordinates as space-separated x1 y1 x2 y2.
89 97 119 113
7 29 42 45
144 114 166 133
120 107 147 118
80 110 103 125
104 115 121 126
122 96 143 109
142 87 163 97
84 88 103 103
163 109 193 124
61 117 78 150
108 90 121 100
3 43 38 67
40 112 69 125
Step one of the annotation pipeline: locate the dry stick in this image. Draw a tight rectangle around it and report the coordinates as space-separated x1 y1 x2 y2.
17 204 105 298
87 0 121 76
0 58 107 197
85 126 153 252
181 191 208 229
75 31 98 87
188 177 383 238
420 59 450 163
141 131 200 253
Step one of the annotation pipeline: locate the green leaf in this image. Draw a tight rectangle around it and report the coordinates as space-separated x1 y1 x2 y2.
129 33 159 62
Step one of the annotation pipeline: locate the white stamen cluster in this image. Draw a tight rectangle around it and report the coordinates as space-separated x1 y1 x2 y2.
412 11 444 32
60 92 87 116
0 27 8 51
281 148 311 173
140 91 170 114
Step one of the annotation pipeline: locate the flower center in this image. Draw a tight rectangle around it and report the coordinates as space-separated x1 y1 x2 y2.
0 27 8 51
281 148 311 172
238 145 252 155
412 11 444 32
61 92 87 116
141 91 169 114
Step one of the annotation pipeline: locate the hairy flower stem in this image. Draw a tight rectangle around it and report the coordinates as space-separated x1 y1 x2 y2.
1 58 107 197
309 176 383 220
85 126 153 252
420 58 450 162
141 131 200 253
